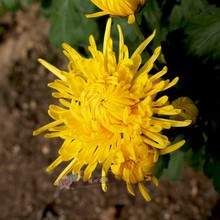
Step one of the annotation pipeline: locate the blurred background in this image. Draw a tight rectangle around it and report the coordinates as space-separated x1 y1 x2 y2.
0 0 220 219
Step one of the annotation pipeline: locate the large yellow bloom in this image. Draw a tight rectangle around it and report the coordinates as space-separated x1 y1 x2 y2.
33 18 191 201
86 0 146 24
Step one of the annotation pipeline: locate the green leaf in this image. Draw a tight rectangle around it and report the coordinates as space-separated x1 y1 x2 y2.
1 0 20 12
154 154 169 179
186 147 205 171
139 0 162 31
169 0 208 30
40 0 53 17
204 155 220 193
49 0 98 49
138 0 164 49
163 150 185 182
183 6 220 60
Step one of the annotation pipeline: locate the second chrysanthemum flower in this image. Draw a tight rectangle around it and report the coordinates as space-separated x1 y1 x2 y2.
86 0 146 24
33 18 191 201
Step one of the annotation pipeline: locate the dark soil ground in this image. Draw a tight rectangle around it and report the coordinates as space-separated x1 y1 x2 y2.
0 3 220 220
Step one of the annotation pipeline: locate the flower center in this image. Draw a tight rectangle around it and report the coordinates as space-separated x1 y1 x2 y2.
80 82 136 129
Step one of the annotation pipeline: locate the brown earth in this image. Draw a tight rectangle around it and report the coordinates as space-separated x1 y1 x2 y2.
0 3 219 220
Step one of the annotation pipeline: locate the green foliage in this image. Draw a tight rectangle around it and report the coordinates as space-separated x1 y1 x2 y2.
0 0 35 12
135 0 220 193
168 0 208 30
40 0 52 17
157 0 220 193
40 0 98 50
183 6 220 61
137 0 163 46
162 150 185 182
204 156 220 192
186 147 206 172
1 0 20 12
154 154 169 179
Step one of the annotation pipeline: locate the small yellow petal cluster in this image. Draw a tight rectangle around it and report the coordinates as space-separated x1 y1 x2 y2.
33 18 191 202
170 97 199 125
86 0 146 24
111 142 159 201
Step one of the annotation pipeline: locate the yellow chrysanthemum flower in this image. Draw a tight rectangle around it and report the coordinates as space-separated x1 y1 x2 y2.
86 0 146 24
111 141 158 202
110 137 187 201
33 18 191 202
170 97 199 125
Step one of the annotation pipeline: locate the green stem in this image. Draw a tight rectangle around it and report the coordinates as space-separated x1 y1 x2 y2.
133 18 145 42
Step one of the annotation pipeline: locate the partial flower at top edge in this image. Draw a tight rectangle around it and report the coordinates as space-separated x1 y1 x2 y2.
86 0 146 24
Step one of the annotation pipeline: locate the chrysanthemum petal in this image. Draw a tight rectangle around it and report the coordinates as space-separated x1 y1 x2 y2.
159 140 185 155
54 158 77 185
131 30 156 61
83 162 98 181
101 169 108 192
138 46 161 76
153 95 169 106
46 156 63 172
138 182 151 202
127 183 135 196
153 105 181 115
38 59 66 81
128 14 135 24
85 11 109 18
152 176 159 186
33 119 63 136
149 66 167 82
103 18 112 56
